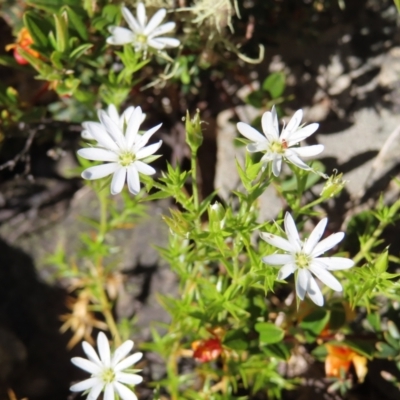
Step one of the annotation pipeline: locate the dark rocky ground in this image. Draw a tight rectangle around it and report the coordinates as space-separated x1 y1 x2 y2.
1 0 400 399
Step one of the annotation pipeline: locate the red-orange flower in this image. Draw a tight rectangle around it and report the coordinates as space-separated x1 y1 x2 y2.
325 344 367 383
191 337 223 362
6 27 40 65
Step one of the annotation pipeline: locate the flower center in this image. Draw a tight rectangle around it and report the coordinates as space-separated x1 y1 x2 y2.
269 140 285 154
136 33 148 44
119 151 135 167
295 252 311 269
101 367 116 384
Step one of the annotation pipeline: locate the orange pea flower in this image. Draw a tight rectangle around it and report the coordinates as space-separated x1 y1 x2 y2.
191 337 223 362
6 27 40 65
325 344 368 383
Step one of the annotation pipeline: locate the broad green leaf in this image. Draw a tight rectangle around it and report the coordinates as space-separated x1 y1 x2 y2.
255 322 285 344
376 342 398 359
262 343 291 360
262 72 286 98
299 309 330 339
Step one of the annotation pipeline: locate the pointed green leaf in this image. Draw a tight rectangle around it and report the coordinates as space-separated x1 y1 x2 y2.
23 11 50 48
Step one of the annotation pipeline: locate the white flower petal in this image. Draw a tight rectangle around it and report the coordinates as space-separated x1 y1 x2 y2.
303 218 328 254
149 22 176 37
281 109 303 140
284 212 301 252
134 123 162 152
104 383 115 400
107 27 135 45
81 129 95 140
277 263 296 280
88 382 104 400
70 377 102 391
71 357 102 374
86 122 120 153
114 352 143 372
82 163 119 180
137 2 147 28
107 104 120 124
98 110 126 150
78 148 119 162
260 232 294 252
121 106 136 127
290 144 324 158
97 332 111 367
311 232 345 257
136 140 162 159
307 275 324 306
111 167 127 195
262 254 294 265
127 165 141 195
144 8 167 35
317 257 354 270
114 381 138 400
112 340 134 367
125 106 143 149
272 155 282 177
261 109 279 141
247 141 268 152
309 262 342 291
82 341 102 366
237 122 267 144
286 123 319 145
134 160 156 175
296 269 310 300
149 37 180 48
122 6 141 32
115 372 143 385
285 149 311 170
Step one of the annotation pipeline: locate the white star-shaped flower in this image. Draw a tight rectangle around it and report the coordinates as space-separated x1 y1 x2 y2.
82 104 145 141
261 212 354 306
78 105 162 195
107 3 180 53
70 332 143 400
237 106 324 176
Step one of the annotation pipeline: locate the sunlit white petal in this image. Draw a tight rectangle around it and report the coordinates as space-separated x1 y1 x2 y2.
111 167 127 195
237 122 267 143
307 275 324 306
317 257 355 270
115 372 143 385
309 262 343 291
114 352 143 372
144 8 166 35
70 377 102 391
260 232 294 252
136 140 162 159
134 160 156 175
312 232 345 257
71 357 102 374
277 263 296 280
296 269 310 300
82 163 119 180
262 254 294 265
115 382 139 400
284 212 301 251
303 218 328 254
112 341 134 367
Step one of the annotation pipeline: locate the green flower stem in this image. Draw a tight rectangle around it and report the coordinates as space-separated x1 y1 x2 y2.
95 260 122 347
353 199 400 265
191 151 199 211
97 187 108 240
